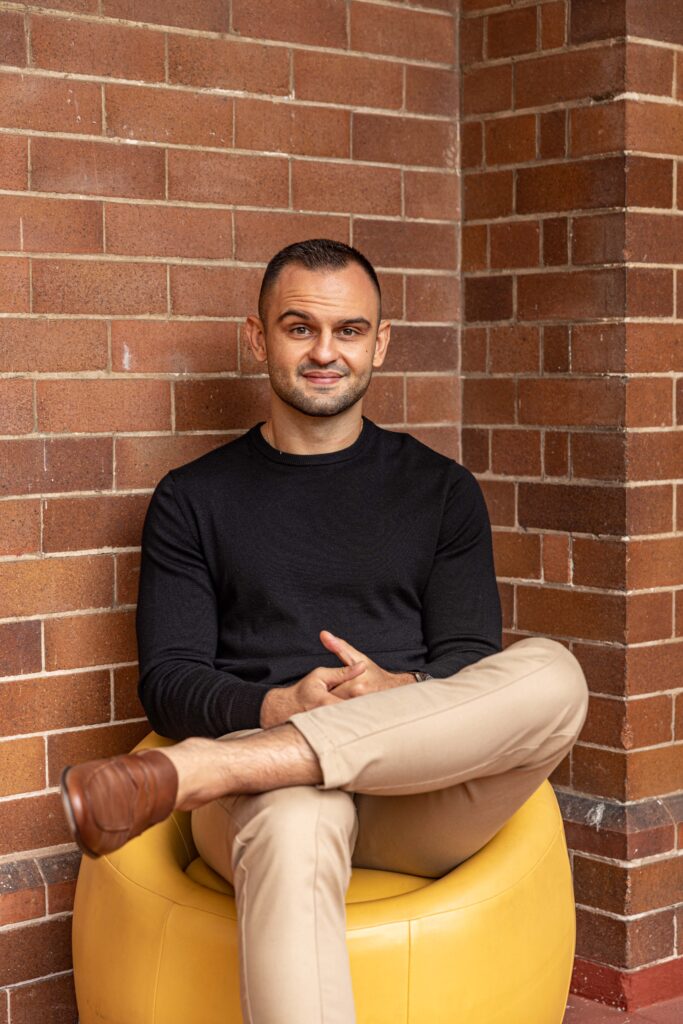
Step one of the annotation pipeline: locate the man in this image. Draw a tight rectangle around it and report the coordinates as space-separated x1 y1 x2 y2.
61 239 589 1024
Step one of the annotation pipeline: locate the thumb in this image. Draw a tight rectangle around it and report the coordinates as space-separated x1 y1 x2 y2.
318 661 365 690
320 630 365 667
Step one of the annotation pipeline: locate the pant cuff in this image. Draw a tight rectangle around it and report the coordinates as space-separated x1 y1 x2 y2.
287 710 348 791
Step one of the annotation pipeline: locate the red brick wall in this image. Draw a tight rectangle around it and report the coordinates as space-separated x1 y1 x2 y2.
0 0 459 1015
461 0 682 1010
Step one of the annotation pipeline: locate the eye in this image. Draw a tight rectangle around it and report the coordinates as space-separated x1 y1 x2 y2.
290 324 311 336
339 327 360 337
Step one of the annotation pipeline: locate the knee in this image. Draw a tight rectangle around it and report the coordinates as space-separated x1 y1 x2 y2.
528 639 589 748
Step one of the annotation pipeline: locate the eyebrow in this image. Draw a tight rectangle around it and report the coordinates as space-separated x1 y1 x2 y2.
276 309 373 329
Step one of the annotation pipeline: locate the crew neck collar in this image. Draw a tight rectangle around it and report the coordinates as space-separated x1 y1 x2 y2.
248 417 376 466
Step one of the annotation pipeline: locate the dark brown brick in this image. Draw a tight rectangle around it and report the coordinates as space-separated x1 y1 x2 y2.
462 378 516 424
490 221 539 269
570 0 627 43
572 432 626 482
575 906 674 969
517 157 624 214
518 269 624 320
175 379 271 431
489 325 540 373
0 916 72 987
487 6 537 59
518 378 624 427
515 45 624 109
517 585 625 643
625 155 673 208
463 64 512 115
354 220 456 271
491 429 542 476
519 482 625 534
464 276 513 322
464 169 513 219
353 112 457 169
9 969 77 1024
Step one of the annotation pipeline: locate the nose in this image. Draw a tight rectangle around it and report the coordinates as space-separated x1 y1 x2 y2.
308 328 338 364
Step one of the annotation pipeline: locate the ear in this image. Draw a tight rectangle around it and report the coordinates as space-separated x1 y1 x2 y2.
372 319 391 368
244 315 268 364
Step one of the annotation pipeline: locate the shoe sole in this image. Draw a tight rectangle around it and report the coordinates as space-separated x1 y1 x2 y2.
60 767 99 860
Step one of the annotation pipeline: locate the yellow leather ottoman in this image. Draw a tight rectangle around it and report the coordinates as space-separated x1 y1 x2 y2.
72 733 577 1023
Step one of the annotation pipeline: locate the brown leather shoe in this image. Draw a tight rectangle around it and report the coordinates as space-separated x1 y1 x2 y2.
60 750 178 859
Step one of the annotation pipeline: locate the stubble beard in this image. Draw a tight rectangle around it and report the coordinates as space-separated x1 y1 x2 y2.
267 364 374 417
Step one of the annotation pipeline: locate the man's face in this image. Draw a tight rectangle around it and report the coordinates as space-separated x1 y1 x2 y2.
246 262 391 418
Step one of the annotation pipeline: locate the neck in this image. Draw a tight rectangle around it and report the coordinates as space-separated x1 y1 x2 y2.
262 402 364 456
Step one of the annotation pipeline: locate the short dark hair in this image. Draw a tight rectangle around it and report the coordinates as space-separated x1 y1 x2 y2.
257 238 381 321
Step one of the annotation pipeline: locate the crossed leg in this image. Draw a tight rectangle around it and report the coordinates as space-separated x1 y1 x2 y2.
189 638 589 1024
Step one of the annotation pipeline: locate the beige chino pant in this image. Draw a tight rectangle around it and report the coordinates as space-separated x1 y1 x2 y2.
191 638 589 1024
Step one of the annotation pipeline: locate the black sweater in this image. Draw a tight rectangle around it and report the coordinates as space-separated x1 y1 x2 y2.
136 418 502 739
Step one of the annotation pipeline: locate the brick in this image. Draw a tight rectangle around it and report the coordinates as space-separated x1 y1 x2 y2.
171 266 261 317
572 432 625 482
489 324 540 373
0 194 102 254
491 429 541 476
628 0 683 46
102 0 228 30
626 485 674 534
542 533 570 583
105 203 232 259
0 12 26 67
42 850 80 913
115 434 230 489
405 66 459 117
543 219 569 266
105 83 232 147
462 378 516 425
570 0 626 43
626 267 673 318
515 46 623 109
31 137 164 200
490 221 539 268
462 224 487 272
518 269 625 320
405 274 459 322
492 531 541 579
0 917 72 987
0 437 113 497
625 378 673 428
235 211 349 263
627 745 683 800
539 110 566 161
233 0 346 46
37 379 170 433
461 121 483 171
0 135 27 189
570 100 625 158
406 376 459 423
0 71 100 133
0 860 44 928
517 586 624 643
626 591 673 643
0 257 29 312
519 378 623 427
404 171 459 221
383 327 458 373
542 1 566 49
461 327 487 372
626 156 673 209
351 1 454 62
487 6 537 59
0 319 108 372
168 150 288 208
236 98 349 159
627 642 683 696
353 113 457 170
32 259 166 315
362 375 404 425
575 855 683 916
626 212 683 264
44 608 136 670
485 113 536 167
460 15 484 65
115 549 139 605
168 34 288 95
572 212 624 266
111 320 238 374
573 537 625 589
626 42 675 97
627 537 683 589
47 721 148 786
31 14 164 81
0 791 70 855
0 737 44 798
293 162 401 216
571 322 626 375
461 428 489 473
517 157 624 214
519 482 624 534
43 493 149 552
9 966 77 1024
0 671 110 735
478 479 515 526
464 276 513 323
463 64 512 116
576 906 674 968
0 499 40 556
294 51 402 110
33 0 97 9
464 170 513 219
355 220 456 271
0 554 113 617
114 663 144 720
543 431 569 477
627 100 683 157
542 325 569 371
0 379 33 434
175 379 270 432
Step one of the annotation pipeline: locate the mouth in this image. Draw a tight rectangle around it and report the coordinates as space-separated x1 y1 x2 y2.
301 372 345 387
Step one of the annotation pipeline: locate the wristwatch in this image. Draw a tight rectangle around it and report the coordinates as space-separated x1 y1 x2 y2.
412 671 432 682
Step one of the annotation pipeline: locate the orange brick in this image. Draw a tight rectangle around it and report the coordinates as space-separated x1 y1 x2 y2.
31 137 165 200
405 274 459 322
626 592 673 644
626 100 683 157
32 259 166 315
114 434 230 490
0 135 27 190
102 0 229 31
625 378 673 428
406 376 459 423
105 203 231 259
0 671 110 735
293 161 401 216
463 379 516 425
490 221 540 269
405 66 458 117
0 71 101 134
0 12 25 67
492 531 541 579
234 211 349 263
0 379 33 434
515 45 623 109
168 150 289 208
627 538 683 590
479 478 516 527
114 664 144 720
543 534 570 583
294 50 402 110
0 793 70 856
485 113 536 166
47 721 149 786
353 113 457 169
236 98 349 159
0 194 102 254
30 14 165 81
105 83 232 147
355 220 456 271
233 0 345 45
0 738 45 798
37 379 171 433
628 0 683 46
489 324 540 373
43 493 150 553
460 15 484 65
519 378 624 427
170 266 261 317
0 500 40 557
541 1 566 49
518 269 624 320
351 1 454 62
626 212 683 264
175 379 270 432
491 428 542 476
464 170 513 219
626 42 675 97
0 319 107 372
487 6 537 59
0 257 29 312
463 64 512 116
0 437 113 498
0 554 113 617
111 320 238 374
115 549 140 605
44 608 136 671
168 34 289 94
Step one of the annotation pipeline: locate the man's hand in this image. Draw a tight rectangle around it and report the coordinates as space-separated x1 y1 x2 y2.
259 661 365 728
319 630 415 698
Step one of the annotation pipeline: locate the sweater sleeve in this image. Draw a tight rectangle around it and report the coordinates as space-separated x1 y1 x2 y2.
136 473 269 739
418 466 502 678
